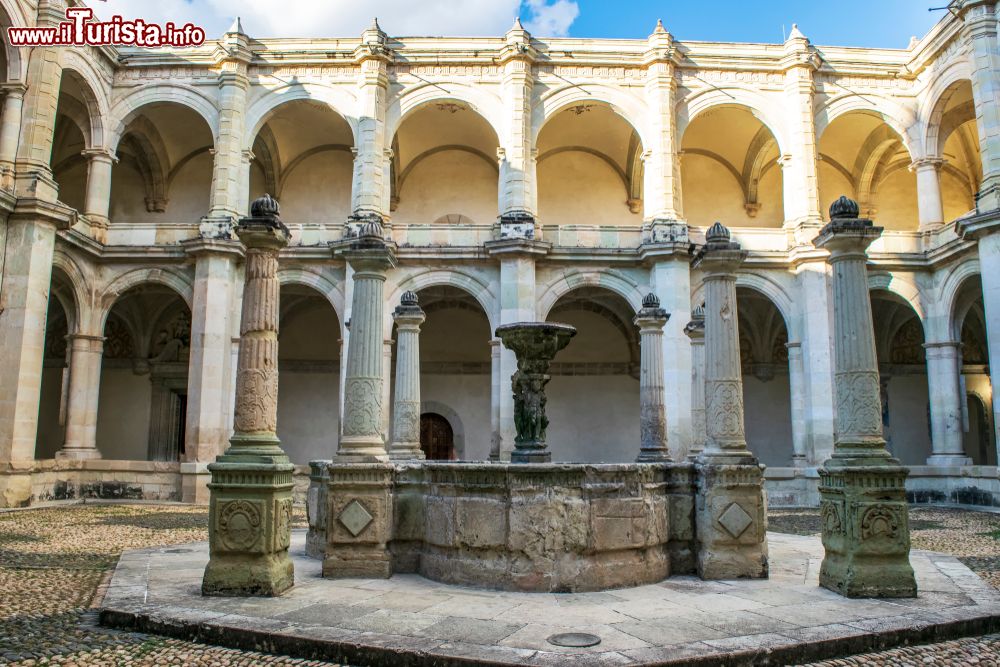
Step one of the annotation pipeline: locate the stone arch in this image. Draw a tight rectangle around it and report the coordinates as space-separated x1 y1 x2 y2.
98 268 194 329
245 83 358 149
676 88 789 156
537 269 644 320
398 145 499 193
867 272 926 324
117 116 169 206
51 250 93 332
60 54 110 148
0 0 27 81
921 59 975 156
420 400 467 460
109 85 220 149
278 267 346 329
386 269 497 337
814 93 918 157
386 84 504 144
533 86 650 149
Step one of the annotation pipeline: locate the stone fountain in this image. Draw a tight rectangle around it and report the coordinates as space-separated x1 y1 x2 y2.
494 322 576 463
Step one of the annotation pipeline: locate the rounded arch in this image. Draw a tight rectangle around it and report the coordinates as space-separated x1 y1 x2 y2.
386 84 504 143
0 0 26 82
920 59 976 154
735 274 796 339
867 272 926 324
677 88 789 156
537 269 644 320
386 269 498 336
420 401 466 460
533 86 650 148
60 53 111 146
815 93 918 158
942 265 984 342
109 85 220 149
245 83 359 149
277 267 346 327
98 268 194 329
51 250 92 331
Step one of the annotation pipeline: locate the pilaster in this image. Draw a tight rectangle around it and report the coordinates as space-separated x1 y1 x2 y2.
780 25 823 230
959 0 1000 212
498 18 537 226
642 20 683 226
351 19 392 225
0 83 27 191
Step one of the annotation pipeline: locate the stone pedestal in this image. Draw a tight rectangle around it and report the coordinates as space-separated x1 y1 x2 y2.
336 221 396 462
495 322 577 463
389 292 426 460
635 294 671 462
202 195 294 597
692 223 768 580
306 459 331 559
323 463 395 579
813 197 916 599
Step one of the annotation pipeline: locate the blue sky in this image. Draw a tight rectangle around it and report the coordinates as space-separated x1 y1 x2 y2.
94 0 946 46
564 1 943 47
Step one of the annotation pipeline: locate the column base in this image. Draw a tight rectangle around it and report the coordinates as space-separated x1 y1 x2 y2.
336 435 389 463
792 454 809 467
637 449 672 463
388 443 426 461
818 460 917 599
925 454 973 466
55 448 102 461
695 457 768 580
323 463 394 579
203 459 295 597
511 448 551 464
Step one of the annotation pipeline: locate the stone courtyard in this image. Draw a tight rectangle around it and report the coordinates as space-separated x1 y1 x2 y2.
2 503 1000 666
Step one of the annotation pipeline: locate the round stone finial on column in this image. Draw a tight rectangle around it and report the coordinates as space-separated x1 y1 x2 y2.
634 293 671 462
389 291 426 460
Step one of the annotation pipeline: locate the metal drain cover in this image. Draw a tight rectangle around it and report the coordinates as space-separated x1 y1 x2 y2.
547 632 601 648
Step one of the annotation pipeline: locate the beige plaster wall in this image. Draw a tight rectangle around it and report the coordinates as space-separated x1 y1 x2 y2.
96 368 151 460
421 373 492 460
744 374 793 467
885 374 933 465
538 151 639 226
394 150 497 225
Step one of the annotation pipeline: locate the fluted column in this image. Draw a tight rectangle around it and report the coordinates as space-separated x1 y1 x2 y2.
696 224 751 460
203 194 294 597
813 195 916 599
337 222 396 462
925 341 971 465
57 334 104 460
490 338 502 461
684 307 706 460
0 83 26 190
635 294 671 462
389 292 425 460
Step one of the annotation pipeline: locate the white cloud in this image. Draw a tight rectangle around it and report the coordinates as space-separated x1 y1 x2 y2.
523 0 579 37
91 0 578 39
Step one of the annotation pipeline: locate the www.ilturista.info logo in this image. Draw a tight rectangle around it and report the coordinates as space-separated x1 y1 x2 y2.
7 8 207 48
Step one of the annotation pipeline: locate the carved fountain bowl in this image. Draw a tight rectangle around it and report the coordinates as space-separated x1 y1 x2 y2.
495 322 577 361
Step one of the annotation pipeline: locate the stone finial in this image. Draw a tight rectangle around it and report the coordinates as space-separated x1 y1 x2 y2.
250 193 279 218
829 195 860 220
369 17 381 31
642 293 661 309
654 19 667 34
400 290 418 306
692 304 705 320
359 218 384 239
227 16 245 35
512 16 525 31
706 222 731 243
787 23 806 41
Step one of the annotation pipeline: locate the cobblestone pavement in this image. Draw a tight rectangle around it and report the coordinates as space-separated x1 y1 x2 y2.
2 503 1000 666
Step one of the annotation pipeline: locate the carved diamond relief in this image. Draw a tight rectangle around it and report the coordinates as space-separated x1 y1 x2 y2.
338 499 374 537
718 502 753 539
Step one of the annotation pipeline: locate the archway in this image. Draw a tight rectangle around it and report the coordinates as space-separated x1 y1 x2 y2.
544 286 639 462
111 102 214 223
420 412 455 460
680 106 784 228
248 99 354 223
50 70 98 213
871 289 930 463
95 284 191 461
737 287 794 466
818 111 916 230
928 80 980 221
390 101 499 226
952 275 994 464
536 103 643 227
276 284 342 465
397 285 491 460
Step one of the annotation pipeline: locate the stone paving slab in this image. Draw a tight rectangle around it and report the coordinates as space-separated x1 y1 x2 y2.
100 530 1000 666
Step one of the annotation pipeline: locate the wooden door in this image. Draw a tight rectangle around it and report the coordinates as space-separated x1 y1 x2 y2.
420 413 455 460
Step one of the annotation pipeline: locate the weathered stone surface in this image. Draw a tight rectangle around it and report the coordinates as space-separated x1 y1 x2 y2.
323 463 394 579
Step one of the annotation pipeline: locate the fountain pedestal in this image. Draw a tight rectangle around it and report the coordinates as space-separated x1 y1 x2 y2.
495 322 576 463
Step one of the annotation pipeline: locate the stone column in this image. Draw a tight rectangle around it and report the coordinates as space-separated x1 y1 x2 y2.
813 196 916 599
642 21 683 233
81 148 116 240
0 83 27 190
336 222 396 462
389 291 425 460
202 194 294 597
796 261 837 464
925 341 971 465
780 25 823 230
0 201 73 508
786 341 809 466
490 338 502 461
498 19 537 226
684 307 706 460
181 240 241 503
912 159 946 231
635 293 671 462
960 0 1000 212
692 223 768 580
57 333 104 459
